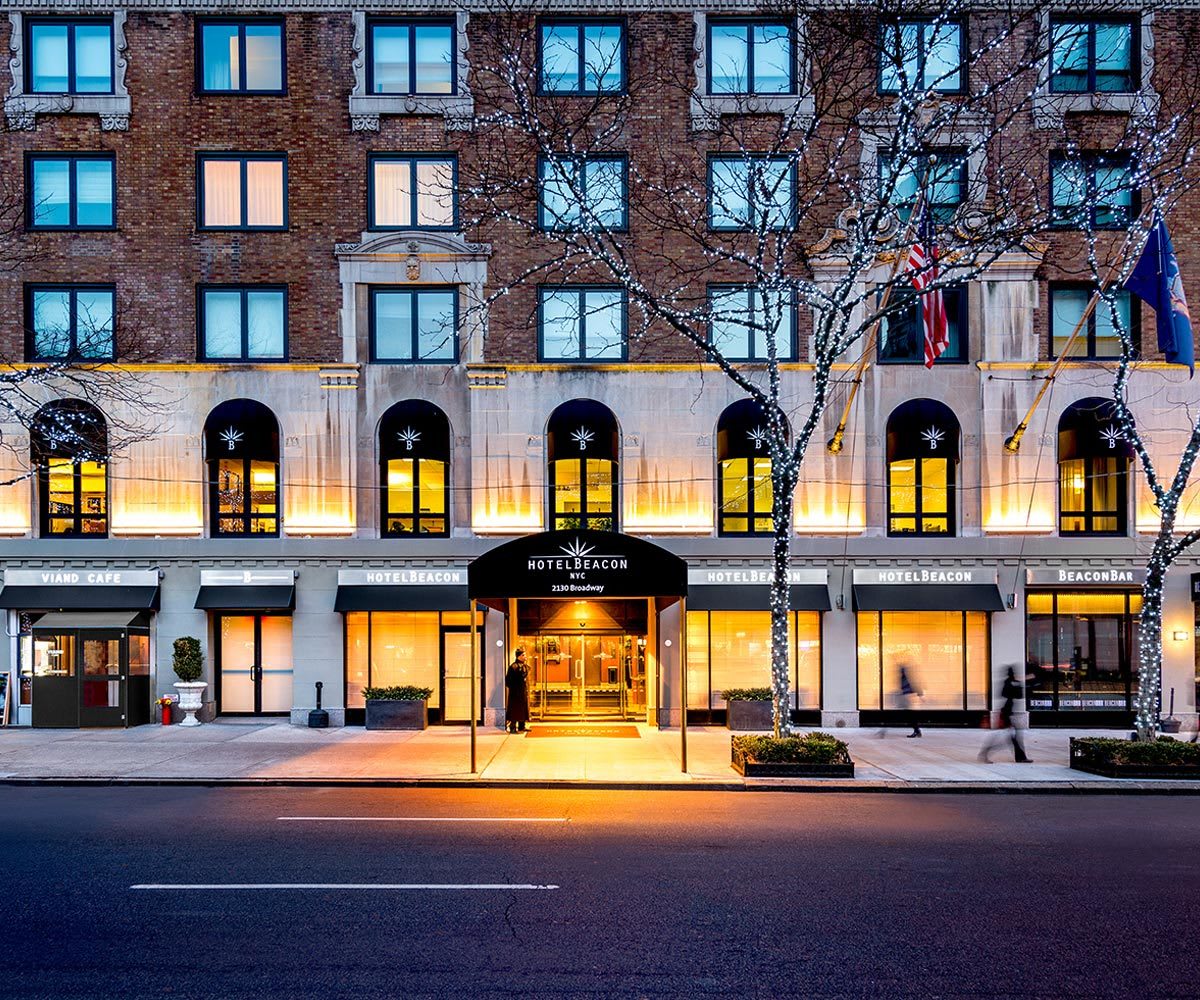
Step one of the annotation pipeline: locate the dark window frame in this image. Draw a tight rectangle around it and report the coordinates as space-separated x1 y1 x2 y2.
368 285 461 365
25 152 116 231
536 17 628 95
24 16 115 95
1048 282 1140 360
209 455 281 537
1058 454 1129 537
1049 151 1138 230
536 285 629 362
366 152 459 231
1049 15 1138 94
877 17 967 95
25 283 116 362
537 154 629 232
548 455 619 532
886 451 957 537
706 154 797 232
37 454 109 538
876 147 968 224
366 17 458 96
194 16 287 95
877 284 969 365
705 17 797 96
197 284 289 362
717 454 774 537
196 152 289 231
706 283 799 362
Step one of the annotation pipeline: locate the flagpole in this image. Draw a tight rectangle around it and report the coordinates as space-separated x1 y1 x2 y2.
1003 207 1156 454
828 166 932 455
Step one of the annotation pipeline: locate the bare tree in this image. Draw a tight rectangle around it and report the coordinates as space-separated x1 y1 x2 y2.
464 0 1199 736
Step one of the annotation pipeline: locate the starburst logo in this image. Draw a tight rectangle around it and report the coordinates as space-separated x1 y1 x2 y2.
572 426 594 451
1100 425 1122 450
219 427 243 452
748 426 769 451
921 426 945 450
398 426 421 451
559 538 596 559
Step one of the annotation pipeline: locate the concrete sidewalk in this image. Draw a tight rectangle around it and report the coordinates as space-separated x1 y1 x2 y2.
0 721 1195 790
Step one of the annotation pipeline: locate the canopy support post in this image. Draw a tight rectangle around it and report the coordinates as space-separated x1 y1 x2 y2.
680 596 688 774
470 598 478 775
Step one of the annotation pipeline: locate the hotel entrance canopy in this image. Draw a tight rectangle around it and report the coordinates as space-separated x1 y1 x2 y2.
467 529 688 611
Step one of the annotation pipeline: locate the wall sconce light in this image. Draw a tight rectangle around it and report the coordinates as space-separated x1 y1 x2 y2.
664 639 673 647
495 639 504 647
1172 630 1189 642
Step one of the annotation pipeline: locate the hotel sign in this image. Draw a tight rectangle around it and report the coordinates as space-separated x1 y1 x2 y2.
688 566 827 587
3 568 159 588
853 567 997 586
339 567 467 587
1027 568 1145 587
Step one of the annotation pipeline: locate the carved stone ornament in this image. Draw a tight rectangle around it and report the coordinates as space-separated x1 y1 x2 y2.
350 114 380 132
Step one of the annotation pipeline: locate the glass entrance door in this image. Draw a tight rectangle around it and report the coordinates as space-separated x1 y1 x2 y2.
441 629 483 723
79 632 124 727
217 615 293 715
530 633 643 720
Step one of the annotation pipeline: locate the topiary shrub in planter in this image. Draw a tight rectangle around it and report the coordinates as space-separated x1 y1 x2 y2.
722 687 774 731
1069 736 1200 779
171 636 206 728
731 731 855 777
364 685 434 730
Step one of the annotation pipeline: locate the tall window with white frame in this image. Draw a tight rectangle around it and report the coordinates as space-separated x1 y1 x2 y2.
538 287 626 362
886 399 959 537
716 399 783 537
1058 397 1130 537
24 17 114 94
204 399 280 537
378 399 451 538
370 287 458 363
708 285 796 362
31 400 108 538
197 17 285 94
547 399 619 531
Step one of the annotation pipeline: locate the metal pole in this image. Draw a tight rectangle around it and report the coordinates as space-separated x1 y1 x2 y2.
679 597 688 774
470 598 478 774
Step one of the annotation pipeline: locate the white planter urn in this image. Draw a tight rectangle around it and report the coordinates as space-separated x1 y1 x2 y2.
173 681 208 727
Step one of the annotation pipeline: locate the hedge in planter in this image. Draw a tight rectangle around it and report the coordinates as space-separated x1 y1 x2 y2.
723 687 773 731
364 686 434 731
1069 736 1200 779
731 731 855 777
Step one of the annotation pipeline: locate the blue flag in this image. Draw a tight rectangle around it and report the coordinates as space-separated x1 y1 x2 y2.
1124 215 1194 374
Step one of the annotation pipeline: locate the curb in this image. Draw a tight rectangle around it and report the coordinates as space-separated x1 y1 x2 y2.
2 775 1200 793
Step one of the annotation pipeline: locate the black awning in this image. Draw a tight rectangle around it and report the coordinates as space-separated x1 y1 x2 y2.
194 585 295 611
334 585 469 612
853 584 1006 612
0 585 160 611
688 584 831 612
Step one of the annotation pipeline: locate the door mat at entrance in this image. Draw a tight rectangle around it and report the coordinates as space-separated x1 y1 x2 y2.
525 726 641 739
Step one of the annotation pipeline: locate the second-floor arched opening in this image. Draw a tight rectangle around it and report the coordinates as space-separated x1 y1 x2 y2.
716 398 789 537
31 399 109 538
886 399 960 537
378 399 451 538
203 398 280 538
1058 397 1131 536
546 399 619 531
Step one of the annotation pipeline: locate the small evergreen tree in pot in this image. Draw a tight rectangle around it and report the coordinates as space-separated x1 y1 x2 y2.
171 636 206 727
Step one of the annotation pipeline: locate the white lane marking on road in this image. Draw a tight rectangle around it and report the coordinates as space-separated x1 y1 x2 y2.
276 816 571 823
131 883 560 891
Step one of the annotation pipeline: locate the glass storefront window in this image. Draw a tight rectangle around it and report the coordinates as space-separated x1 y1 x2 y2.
685 611 820 711
1025 590 1139 713
856 611 988 710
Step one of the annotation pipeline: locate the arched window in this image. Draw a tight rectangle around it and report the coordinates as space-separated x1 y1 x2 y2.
204 399 280 537
716 399 786 537
1058 397 1130 536
547 399 618 531
379 400 451 537
31 400 108 537
886 399 960 536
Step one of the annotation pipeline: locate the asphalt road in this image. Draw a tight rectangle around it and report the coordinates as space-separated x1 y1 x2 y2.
0 787 1197 999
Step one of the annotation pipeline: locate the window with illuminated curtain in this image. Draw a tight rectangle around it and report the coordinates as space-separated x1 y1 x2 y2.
716 398 787 537
1057 397 1130 536
197 18 285 94
368 154 456 230
198 154 287 230
378 399 450 537
31 400 108 538
547 399 619 531
203 398 280 537
886 399 959 537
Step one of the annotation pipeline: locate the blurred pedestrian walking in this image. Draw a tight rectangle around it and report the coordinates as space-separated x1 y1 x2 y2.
979 665 1031 763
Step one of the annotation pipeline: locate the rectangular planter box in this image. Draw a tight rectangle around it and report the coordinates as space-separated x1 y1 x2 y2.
1069 738 1200 779
365 699 428 731
731 743 855 778
726 699 773 731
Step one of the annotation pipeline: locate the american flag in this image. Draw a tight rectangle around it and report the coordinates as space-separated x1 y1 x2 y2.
906 201 949 368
